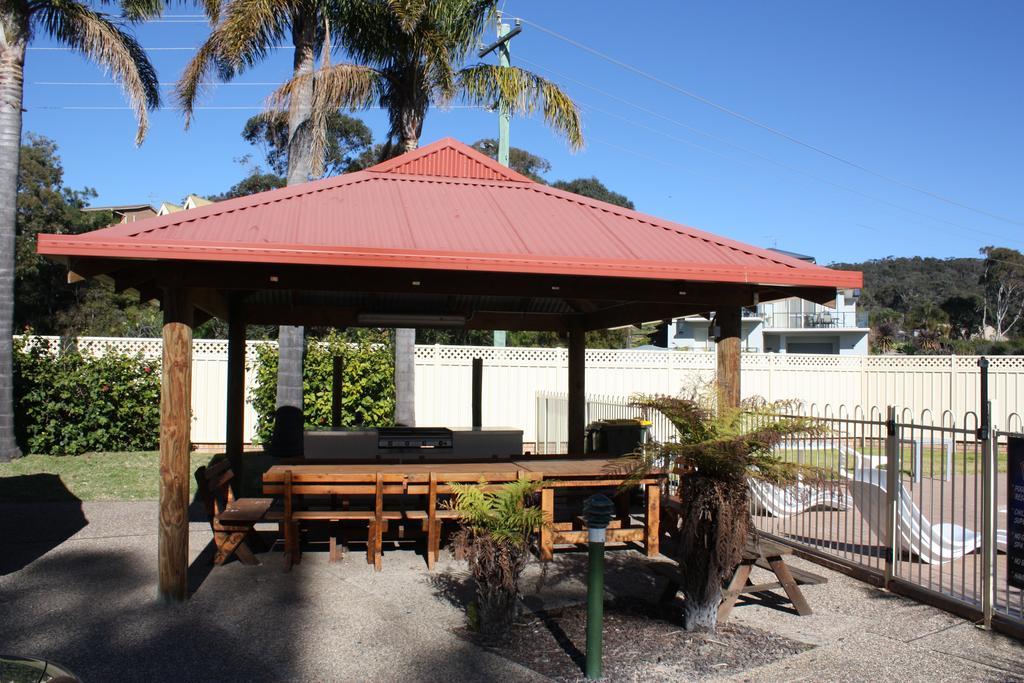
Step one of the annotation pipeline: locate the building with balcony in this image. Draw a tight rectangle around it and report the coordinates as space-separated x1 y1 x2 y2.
667 250 870 355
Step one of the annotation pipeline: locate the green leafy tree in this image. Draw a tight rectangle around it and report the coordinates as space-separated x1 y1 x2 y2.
551 176 634 210
979 246 1024 340
210 170 287 201
0 1 160 461
242 110 374 177
622 393 819 632
15 135 160 337
471 138 550 181
940 295 982 340
449 478 546 636
269 0 583 430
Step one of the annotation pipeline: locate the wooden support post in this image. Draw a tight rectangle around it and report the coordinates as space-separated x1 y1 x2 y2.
716 307 742 409
331 356 344 429
471 357 482 428
225 304 245 484
158 289 193 603
644 483 660 557
540 487 555 561
567 317 586 455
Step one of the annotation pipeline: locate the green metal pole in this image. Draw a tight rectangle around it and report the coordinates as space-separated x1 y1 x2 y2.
583 494 614 679
585 538 605 679
497 19 511 167
492 16 512 348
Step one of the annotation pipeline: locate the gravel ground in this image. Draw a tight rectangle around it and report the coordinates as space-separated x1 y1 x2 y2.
466 600 810 681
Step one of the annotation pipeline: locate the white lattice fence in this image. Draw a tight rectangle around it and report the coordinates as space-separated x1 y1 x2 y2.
18 337 1024 447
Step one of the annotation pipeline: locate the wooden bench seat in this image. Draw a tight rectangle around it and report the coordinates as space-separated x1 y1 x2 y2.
267 509 403 522
278 471 417 571
652 534 827 622
195 461 271 566
218 497 273 524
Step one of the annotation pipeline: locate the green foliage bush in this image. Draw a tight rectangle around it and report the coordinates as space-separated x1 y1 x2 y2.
250 329 395 445
14 337 161 455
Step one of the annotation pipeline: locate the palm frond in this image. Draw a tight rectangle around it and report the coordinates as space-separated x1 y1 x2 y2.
268 62 384 112
457 64 584 150
214 0 293 71
115 0 222 23
35 1 160 144
115 0 163 22
175 33 229 127
385 0 427 33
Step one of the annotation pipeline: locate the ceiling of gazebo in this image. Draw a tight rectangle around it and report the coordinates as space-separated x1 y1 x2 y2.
38 138 861 330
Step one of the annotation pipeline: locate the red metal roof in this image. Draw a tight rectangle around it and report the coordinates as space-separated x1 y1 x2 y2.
38 138 861 289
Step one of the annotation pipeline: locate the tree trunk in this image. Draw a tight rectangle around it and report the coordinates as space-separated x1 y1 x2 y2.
393 327 415 427
0 31 26 462
391 103 424 427
672 475 749 633
271 15 315 456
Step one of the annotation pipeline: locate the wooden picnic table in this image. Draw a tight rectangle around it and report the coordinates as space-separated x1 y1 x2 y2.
262 457 665 561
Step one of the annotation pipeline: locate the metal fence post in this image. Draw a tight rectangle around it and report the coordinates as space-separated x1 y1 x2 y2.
884 405 899 588
981 421 996 629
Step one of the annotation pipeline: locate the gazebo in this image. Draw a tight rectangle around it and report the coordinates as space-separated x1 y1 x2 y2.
39 138 862 602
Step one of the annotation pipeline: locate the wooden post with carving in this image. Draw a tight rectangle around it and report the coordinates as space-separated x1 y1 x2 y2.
158 288 193 603
716 307 742 408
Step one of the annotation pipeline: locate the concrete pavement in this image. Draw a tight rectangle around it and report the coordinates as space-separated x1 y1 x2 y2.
0 501 1021 682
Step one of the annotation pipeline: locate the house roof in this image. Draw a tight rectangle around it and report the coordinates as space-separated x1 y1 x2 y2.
81 204 154 213
38 138 860 291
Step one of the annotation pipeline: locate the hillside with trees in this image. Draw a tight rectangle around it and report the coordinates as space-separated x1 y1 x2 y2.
831 253 1024 354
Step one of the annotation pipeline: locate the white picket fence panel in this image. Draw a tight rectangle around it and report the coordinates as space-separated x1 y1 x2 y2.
22 337 1024 447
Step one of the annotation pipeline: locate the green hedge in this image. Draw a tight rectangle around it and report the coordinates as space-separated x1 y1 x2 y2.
14 338 161 455
250 330 395 445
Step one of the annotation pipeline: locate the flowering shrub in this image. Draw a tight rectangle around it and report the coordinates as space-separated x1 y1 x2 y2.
250 329 395 446
14 337 161 455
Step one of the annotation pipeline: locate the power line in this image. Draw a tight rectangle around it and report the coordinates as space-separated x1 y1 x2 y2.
30 104 486 111
518 17 1024 228
525 58 1023 246
27 46 294 51
34 81 282 86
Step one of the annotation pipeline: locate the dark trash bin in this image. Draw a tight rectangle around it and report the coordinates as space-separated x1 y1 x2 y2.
584 419 651 457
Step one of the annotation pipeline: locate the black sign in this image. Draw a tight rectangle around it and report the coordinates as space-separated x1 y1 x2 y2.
1009 436 1024 590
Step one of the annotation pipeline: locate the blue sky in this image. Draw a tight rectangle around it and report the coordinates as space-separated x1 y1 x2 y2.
21 1 1024 265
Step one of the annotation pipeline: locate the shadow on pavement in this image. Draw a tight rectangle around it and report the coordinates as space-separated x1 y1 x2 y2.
0 475 86 575
0 544 304 680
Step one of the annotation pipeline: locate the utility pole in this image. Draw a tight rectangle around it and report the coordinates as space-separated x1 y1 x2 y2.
479 14 522 348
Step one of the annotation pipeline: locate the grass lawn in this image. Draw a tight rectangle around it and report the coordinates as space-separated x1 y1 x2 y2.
0 451 276 502
774 441 1008 477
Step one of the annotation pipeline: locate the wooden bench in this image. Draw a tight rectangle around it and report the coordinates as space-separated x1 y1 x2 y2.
195 461 272 566
263 471 409 571
652 535 827 621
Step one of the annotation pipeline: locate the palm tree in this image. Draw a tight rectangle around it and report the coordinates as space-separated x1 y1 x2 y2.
269 0 583 426
176 0 330 453
0 1 160 461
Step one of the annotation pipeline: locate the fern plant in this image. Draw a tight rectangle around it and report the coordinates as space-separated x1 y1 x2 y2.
449 478 545 637
620 391 822 632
